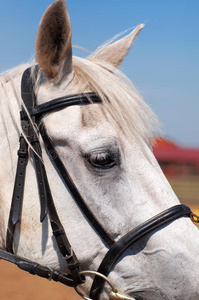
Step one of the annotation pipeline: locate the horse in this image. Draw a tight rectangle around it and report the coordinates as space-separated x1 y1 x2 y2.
0 0 199 299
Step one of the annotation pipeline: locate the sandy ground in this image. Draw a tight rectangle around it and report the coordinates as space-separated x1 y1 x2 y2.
0 260 81 300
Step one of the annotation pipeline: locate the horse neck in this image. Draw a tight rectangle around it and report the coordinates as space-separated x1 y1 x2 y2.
0 69 59 262
0 71 24 248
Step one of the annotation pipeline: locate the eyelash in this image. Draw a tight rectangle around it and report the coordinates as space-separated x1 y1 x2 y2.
86 151 116 169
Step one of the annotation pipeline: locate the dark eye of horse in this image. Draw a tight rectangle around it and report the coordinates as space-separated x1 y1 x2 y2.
87 152 116 169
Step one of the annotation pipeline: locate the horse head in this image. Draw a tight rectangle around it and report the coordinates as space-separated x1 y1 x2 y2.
0 1 199 299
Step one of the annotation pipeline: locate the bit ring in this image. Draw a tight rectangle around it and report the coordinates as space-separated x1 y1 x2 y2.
74 270 118 300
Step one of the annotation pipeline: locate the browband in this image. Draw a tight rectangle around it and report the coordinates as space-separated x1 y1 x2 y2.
20 93 102 119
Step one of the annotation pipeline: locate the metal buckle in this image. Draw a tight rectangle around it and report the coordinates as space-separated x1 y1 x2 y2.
65 248 73 261
47 268 53 281
190 212 199 223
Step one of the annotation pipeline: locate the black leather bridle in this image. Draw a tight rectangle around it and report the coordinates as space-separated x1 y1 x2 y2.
0 66 198 300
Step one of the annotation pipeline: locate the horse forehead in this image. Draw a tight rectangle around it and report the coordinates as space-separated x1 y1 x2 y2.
45 103 116 138
81 104 107 127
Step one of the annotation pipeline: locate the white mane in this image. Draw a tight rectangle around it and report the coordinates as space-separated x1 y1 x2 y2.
74 56 160 143
0 55 160 161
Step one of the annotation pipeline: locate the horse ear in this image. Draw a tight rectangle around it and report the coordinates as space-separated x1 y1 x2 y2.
91 24 144 67
36 0 72 81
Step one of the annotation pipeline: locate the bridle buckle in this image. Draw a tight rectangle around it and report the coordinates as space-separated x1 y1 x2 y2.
64 248 73 261
191 213 199 223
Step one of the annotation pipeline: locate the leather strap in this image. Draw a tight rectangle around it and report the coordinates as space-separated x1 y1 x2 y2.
20 93 102 119
6 130 29 252
20 67 84 286
30 134 48 222
90 204 192 299
21 66 48 222
6 66 48 252
39 158 84 285
39 122 115 248
0 248 76 287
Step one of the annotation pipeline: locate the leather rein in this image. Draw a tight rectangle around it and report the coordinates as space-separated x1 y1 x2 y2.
0 66 198 300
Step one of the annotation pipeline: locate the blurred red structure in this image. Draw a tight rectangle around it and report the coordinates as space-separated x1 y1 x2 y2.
153 138 199 177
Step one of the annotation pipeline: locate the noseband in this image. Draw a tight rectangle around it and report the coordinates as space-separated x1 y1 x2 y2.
0 66 198 300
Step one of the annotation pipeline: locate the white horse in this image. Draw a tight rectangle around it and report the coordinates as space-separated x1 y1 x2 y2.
0 0 199 299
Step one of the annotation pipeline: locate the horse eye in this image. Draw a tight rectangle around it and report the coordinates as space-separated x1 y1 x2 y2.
87 152 116 169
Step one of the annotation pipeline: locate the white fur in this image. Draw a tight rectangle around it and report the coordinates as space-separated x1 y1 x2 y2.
1 1 199 299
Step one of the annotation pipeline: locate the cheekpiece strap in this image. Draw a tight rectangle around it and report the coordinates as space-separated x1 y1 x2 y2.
6 67 38 252
6 131 29 252
20 66 48 222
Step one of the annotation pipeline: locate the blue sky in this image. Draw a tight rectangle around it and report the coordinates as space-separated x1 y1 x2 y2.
0 1 198 147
